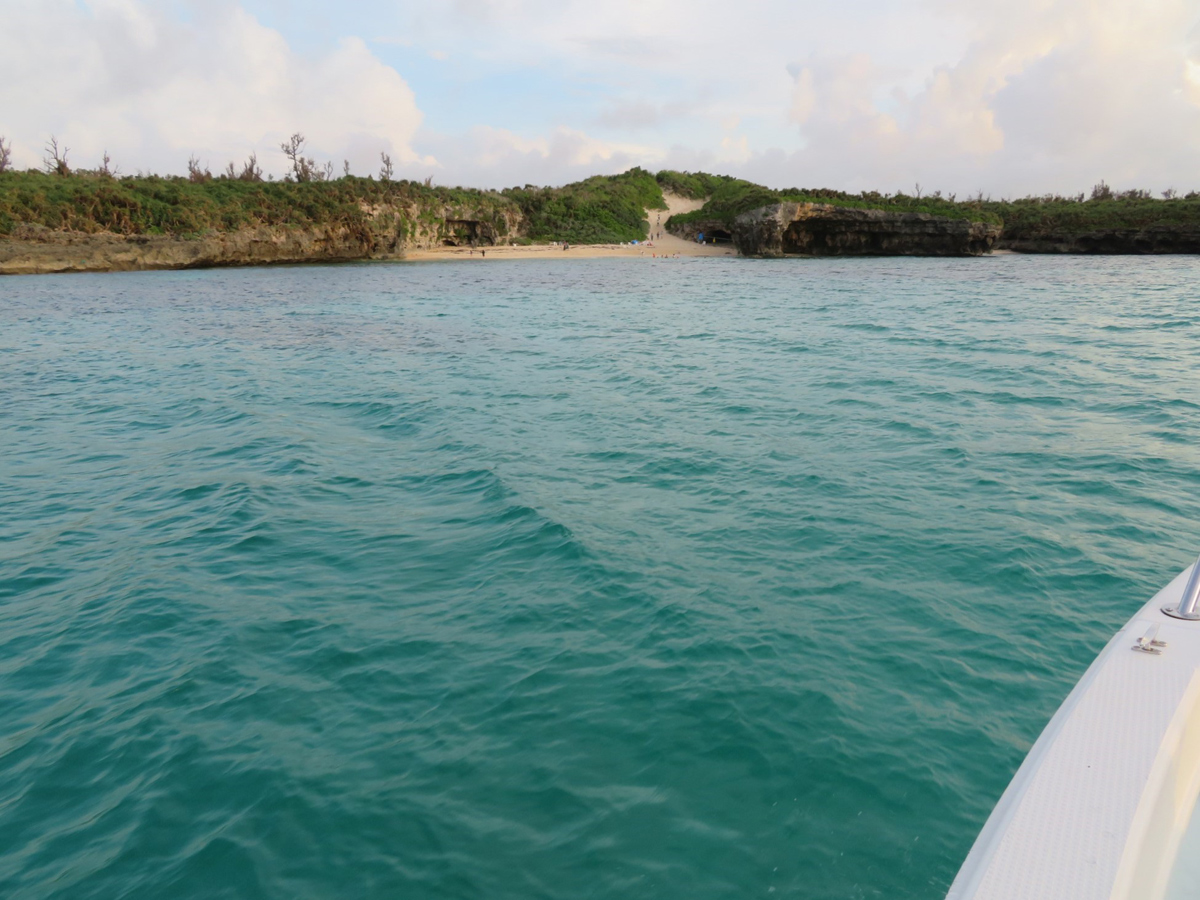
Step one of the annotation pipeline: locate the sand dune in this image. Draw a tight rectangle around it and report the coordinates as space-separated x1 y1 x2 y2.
402 193 735 262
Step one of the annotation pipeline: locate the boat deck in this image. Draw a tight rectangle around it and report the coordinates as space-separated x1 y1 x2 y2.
1166 794 1200 899
949 564 1200 900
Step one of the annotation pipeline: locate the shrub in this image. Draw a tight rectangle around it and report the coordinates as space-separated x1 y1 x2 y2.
502 167 666 243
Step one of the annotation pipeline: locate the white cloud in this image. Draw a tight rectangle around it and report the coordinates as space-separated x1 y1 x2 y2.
0 0 427 177
382 0 1200 194
789 69 816 126
418 125 664 188
767 0 1200 195
1 0 1197 194
597 98 700 131
1188 59 1200 106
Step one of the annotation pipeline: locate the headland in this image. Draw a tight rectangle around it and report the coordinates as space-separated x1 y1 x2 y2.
2 165 1198 275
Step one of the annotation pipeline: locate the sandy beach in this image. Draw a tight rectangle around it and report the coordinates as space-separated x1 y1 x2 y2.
402 193 736 262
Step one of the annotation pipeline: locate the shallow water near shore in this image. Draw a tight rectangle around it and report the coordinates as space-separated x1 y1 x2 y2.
3 255 1200 899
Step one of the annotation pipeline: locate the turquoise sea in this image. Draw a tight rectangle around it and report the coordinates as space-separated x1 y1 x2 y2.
2 256 1200 899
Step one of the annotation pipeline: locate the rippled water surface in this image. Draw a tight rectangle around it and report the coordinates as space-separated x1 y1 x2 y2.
3 256 1200 899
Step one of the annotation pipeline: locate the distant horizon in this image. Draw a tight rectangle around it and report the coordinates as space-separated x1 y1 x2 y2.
3 1 1199 198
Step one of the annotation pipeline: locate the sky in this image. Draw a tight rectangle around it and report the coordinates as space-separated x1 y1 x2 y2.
2 0 1199 196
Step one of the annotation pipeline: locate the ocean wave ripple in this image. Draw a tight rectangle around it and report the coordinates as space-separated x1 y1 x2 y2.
2 256 1200 899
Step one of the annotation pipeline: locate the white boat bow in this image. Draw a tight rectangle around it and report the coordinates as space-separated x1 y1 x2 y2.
948 559 1200 900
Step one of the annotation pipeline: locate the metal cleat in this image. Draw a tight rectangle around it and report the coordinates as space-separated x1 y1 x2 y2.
1133 624 1166 655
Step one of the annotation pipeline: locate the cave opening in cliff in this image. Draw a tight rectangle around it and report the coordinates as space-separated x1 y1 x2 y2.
782 221 888 256
443 219 494 247
782 222 819 254
703 229 733 244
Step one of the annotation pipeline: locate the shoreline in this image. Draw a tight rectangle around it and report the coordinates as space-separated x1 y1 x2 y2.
404 192 735 262
0 236 738 276
1 241 1185 276
0 193 737 275
3 188 1196 275
402 242 736 262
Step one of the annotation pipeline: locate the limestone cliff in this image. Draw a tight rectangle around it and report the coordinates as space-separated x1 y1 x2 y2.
0 202 526 275
1 224 388 275
996 226 1200 254
730 203 1001 257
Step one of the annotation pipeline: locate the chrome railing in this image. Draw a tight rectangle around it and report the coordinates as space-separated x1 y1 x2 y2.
1162 554 1200 620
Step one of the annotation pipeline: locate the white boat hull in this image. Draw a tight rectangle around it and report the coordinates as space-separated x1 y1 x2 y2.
948 563 1200 900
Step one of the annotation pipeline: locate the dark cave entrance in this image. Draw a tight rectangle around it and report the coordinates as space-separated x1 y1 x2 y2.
442 219 494 247
781 221 818 255
781 220 887 255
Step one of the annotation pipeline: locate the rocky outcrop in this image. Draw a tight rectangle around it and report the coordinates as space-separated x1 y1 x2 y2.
997 226 1200 254
0 203 526 275
0 223 397 275
731 202 1000 257
666 218 734 245
398 205 524 250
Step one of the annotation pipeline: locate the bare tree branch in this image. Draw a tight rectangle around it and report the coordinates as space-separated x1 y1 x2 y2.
187 155 212 183
44 136 71 176
281 132 323 182
238 154 262 183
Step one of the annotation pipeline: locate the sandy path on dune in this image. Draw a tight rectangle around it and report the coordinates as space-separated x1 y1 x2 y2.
401 192 735 262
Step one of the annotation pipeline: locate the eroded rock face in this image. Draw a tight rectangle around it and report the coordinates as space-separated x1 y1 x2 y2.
996 227 1200 254
0 223 399 275
0 204 527 275
732 202 1001 257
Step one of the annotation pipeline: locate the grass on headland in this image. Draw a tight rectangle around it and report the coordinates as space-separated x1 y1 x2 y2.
666 176 1004 226
982 194 1200 239
663 172 1200 234
506 167 665 244
654 170 740 200
0 166 668 244
4 156 1199 244
0 170 517 239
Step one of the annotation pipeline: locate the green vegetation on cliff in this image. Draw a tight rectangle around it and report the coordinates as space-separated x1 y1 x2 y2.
504 167 665 243
0 171 516 239
654 170 738 200
4 161 1200 248
983 194 1200 240
668 176 1003 227
664 171 1200 236
0 167 666 244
